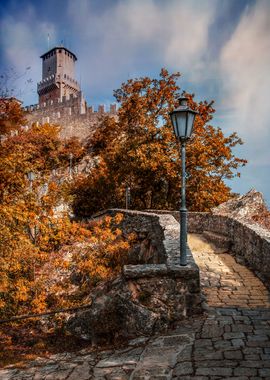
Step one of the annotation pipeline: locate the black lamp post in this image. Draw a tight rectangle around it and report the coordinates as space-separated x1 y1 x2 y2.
69 153 73 179
170 97 198 266
125 186 131 209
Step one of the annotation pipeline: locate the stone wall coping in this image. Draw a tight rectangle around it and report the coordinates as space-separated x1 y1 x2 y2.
124 259 198 279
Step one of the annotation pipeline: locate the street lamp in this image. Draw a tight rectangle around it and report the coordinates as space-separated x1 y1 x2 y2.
170 97 198 266
69 153 73 179
125 186 131 209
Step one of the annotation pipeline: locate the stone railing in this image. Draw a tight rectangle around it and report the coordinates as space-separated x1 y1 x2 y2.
147 210 270 288
67 210 201 343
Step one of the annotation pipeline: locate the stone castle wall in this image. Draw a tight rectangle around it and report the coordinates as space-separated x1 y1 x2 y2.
25 92 117 140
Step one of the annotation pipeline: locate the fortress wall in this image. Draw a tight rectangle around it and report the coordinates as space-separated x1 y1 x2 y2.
25 96 117 140
26 110 100 140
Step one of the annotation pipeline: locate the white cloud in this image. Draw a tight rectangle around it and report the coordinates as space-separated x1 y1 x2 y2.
1 0 216 102
218 1 270 200
68 0 216 93
220 0 270 139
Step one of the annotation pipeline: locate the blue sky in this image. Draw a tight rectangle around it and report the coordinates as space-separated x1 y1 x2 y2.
1 0 270 205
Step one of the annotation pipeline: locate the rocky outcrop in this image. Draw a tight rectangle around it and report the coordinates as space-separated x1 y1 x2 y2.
212 189 268 224
67 281 159 344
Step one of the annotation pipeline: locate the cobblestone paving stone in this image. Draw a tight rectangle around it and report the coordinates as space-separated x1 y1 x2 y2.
1 234 270 379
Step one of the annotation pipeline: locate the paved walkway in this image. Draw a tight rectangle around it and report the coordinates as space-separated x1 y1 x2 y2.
190 233 270 310
1 234 270 380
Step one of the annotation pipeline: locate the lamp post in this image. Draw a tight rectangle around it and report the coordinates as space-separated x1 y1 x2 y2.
69 153 73 179
125 186 131 209
170 97 198 266
26 171 37 244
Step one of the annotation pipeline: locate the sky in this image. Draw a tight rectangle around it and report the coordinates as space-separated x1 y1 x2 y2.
0 0 270 205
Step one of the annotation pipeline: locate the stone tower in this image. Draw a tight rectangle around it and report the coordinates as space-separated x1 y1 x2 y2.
37 47 81 104
26 47 117 141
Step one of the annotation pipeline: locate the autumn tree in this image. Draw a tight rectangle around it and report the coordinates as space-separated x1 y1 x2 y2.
0 99 129 318
0 97 27 136
72 69 246 216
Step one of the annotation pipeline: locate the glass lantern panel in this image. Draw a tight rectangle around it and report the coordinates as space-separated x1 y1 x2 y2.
186 113 195 137
175 112 187 138
170 113 178 137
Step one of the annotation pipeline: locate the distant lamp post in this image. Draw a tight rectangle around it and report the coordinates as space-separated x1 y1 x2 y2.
69 153 73 179
27 171 36 192
125 186 131 210
170 97 198 266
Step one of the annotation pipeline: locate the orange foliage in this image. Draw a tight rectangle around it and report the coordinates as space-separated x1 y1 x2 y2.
72 69 247 216
0 98 26 135
0 99 129 319
72 214 129 289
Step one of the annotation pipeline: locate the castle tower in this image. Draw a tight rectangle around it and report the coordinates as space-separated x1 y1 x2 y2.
37 47 81 104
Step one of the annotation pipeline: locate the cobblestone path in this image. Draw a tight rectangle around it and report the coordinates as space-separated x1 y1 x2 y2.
1 234 270 380
190 233 270 310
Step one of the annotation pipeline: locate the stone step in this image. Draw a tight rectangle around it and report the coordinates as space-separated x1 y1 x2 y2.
202 230 232 252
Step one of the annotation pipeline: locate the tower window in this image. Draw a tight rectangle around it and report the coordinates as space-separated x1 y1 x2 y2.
59 49 62 53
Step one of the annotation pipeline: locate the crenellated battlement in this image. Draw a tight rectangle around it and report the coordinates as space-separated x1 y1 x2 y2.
25 91 118 140
24 97 117 115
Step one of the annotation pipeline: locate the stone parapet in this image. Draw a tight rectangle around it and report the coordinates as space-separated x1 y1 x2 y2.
146 209 270 289
188 212 270 288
